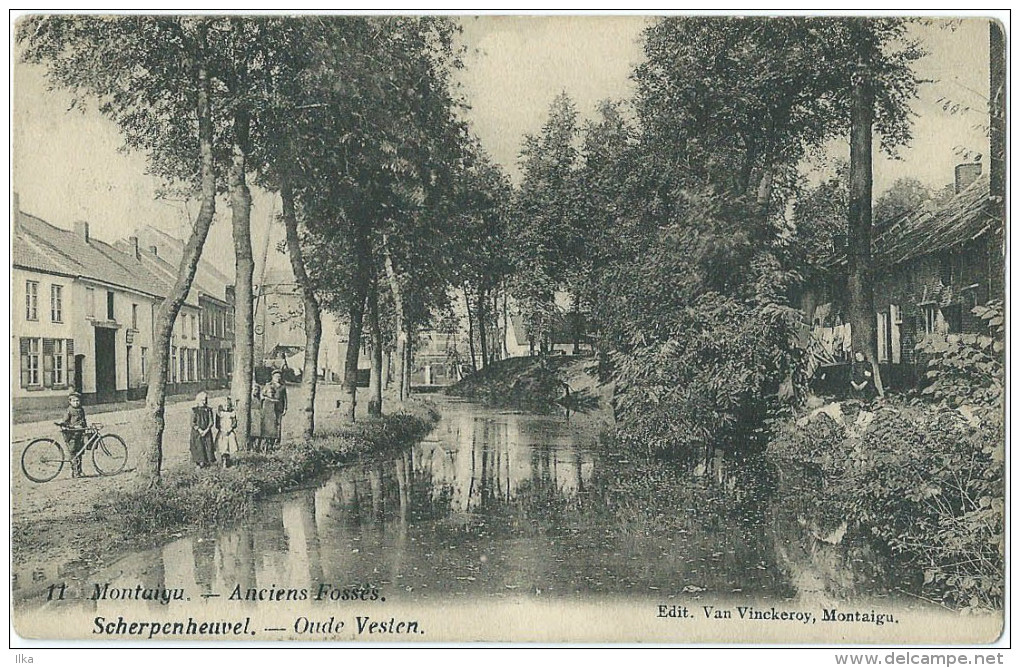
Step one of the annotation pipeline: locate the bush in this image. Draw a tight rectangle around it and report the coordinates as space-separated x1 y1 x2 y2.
612 296 806 457
916 300 1004 410
769 400 1003 610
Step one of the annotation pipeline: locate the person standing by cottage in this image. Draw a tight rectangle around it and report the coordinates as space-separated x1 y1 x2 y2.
849 351 875 401
261 369 288 449
57 392 88 478
215 397 239 468
250 383 264 452
191 391 216 468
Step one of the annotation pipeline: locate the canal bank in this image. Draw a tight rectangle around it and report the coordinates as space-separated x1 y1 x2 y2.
18 396 998 643
11 400 440 579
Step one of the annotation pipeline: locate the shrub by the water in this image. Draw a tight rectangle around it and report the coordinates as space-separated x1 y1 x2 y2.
769 401 1003 610
446 356 572 411
612 296 806 457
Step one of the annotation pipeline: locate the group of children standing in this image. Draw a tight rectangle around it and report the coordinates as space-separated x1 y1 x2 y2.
190 369 288 468
189 393 238 468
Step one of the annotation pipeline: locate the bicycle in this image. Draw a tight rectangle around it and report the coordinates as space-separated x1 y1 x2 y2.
21 423 129 483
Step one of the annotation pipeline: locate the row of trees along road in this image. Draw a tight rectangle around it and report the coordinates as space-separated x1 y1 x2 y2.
19 16 510 486
508 17 924 454
18 15 932 477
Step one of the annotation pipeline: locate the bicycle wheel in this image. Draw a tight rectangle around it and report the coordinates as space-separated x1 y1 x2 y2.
21 438 66 483
92 434 128 475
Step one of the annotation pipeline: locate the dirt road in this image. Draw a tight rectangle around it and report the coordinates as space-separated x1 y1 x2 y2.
10 383 374 524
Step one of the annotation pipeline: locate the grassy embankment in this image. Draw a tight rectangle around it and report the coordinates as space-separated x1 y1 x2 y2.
445 355 600 412
12 401 439 568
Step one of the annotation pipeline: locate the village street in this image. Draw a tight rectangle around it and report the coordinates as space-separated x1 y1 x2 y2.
10 382 362 524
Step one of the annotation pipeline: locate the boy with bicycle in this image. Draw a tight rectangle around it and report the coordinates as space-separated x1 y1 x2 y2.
57 392 87 478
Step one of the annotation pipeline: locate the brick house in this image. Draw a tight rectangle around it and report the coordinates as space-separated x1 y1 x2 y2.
800 169 1004 391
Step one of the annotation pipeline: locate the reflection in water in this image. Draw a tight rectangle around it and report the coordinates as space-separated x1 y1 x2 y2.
16 400 911 610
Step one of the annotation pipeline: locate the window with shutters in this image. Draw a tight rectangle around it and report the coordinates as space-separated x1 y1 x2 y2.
132 303 138 330
21 338 41 387
53 339 65 386
26 281 38 321
107 291 115 320
86 288 95 318
141 347 148 382
50 285 63 322
171 346 178 384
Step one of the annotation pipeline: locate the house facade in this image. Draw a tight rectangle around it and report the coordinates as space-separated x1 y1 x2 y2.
800 170 1004 391
12 203 208 409
129 225 234 393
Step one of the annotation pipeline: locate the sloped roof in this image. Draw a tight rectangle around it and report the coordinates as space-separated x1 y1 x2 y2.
113 240 201 308
829 174 1000 269
875 174 998 267
14 211 171 299
132 225 231 302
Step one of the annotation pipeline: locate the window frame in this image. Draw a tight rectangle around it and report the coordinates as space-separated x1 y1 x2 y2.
25 281 39 321
53 339 66 386
26 337 41 386
50 284 63 323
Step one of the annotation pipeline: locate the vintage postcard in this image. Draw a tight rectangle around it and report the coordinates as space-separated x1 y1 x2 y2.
10 13 1006 646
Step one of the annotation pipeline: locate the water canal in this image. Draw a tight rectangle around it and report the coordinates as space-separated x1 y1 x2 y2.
15 398 924 620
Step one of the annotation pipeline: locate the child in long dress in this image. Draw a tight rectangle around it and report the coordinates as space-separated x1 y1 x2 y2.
216 397 238 468
190 391 215 468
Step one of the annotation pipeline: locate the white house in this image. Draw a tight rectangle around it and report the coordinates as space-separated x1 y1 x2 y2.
12 199 201 409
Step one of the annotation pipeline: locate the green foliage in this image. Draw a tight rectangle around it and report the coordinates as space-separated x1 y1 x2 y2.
916 300 1004 409
612 298 807 456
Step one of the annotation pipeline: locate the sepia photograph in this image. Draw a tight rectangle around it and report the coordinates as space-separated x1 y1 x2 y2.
9 12 1007 649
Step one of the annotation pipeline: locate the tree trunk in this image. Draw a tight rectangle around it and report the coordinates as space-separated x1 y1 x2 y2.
464 284 477 373
382 234 407 401
367 279 383 417
848 47 884 397
342 229 371 421
281 177 320 438
502 287 509 359
140 31 216 487
572 292 581 355
230 107 257 446
989 21 1005 199
403 321 413 395
476 286 489 370
492 288 502 363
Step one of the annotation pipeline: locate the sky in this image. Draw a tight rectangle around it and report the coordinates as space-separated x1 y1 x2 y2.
11 16 993 280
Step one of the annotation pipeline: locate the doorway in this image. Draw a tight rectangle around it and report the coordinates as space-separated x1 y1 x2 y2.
94 328 117 402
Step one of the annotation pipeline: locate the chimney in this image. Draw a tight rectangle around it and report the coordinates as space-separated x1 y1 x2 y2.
128 236 140 259
955 163 982 194
149 245 158 257
74 220 90 244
